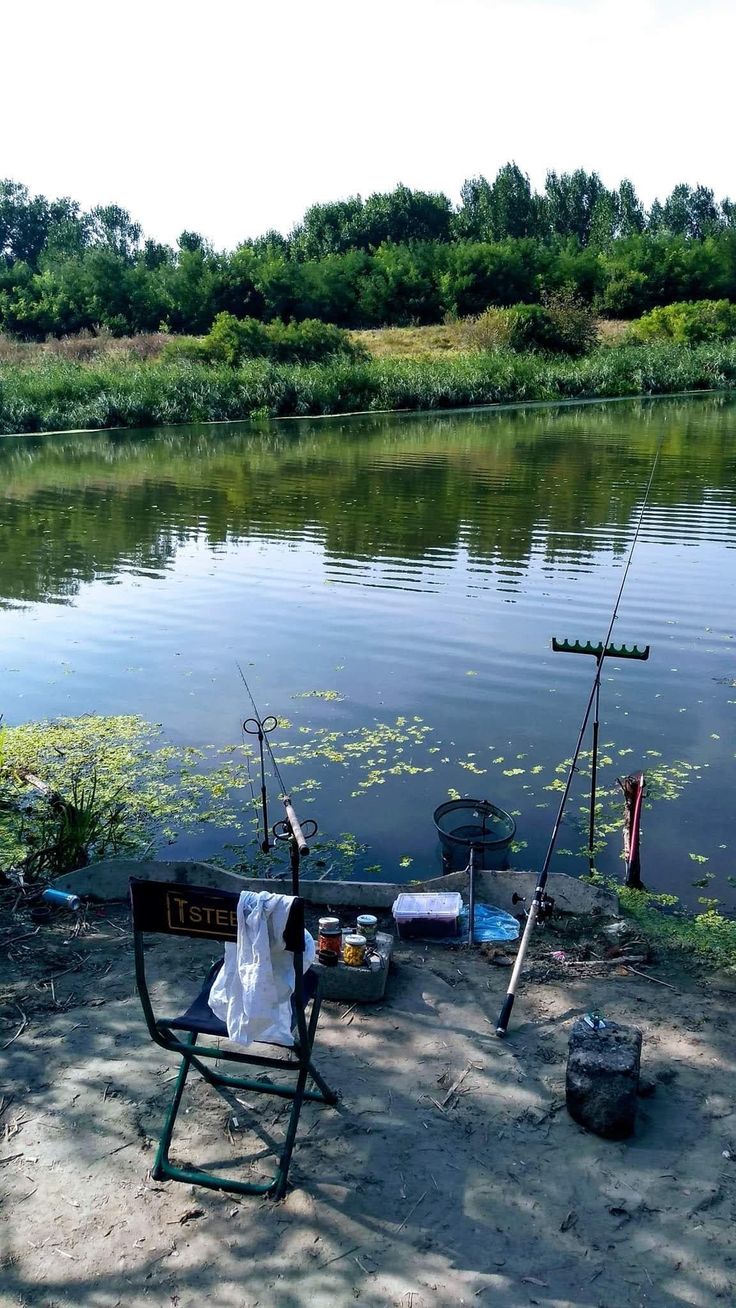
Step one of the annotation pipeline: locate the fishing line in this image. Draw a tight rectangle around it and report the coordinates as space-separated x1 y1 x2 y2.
496 433 664 1036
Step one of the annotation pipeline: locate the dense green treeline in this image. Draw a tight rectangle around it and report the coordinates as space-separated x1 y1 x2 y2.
4 168 736 340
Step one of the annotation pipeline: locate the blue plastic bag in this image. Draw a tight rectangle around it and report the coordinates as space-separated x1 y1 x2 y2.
458 902 520 943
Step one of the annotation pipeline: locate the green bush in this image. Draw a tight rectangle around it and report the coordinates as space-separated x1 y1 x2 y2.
462 306 517 350
465 290 597 356
629 299 736 344
263 318 364 363
597 269 650 318
159 335 210 364
196 312 363 366
541 287 598 355
205 313 271 364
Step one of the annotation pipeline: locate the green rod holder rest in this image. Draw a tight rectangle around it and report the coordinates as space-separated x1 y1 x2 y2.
551 638 650 661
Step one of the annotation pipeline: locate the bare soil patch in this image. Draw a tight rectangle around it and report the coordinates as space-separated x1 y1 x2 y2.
1 896 735 1307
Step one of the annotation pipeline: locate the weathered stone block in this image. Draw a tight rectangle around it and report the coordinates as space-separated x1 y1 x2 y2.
312 931 394 1004
566 1018 642 1140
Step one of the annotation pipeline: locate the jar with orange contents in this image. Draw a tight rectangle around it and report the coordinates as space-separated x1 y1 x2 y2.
317 916 341 965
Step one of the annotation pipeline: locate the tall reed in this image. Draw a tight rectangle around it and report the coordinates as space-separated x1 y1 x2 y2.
1 344 735 435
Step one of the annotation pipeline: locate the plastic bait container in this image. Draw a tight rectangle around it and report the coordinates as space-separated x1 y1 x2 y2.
391 891 463 940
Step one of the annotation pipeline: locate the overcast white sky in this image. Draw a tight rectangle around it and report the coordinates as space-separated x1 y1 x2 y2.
1 0 731 250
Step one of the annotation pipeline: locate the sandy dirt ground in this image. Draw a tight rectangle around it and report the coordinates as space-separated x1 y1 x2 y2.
1 899 735 1308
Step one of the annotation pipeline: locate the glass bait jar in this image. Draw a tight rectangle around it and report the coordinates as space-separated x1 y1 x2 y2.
317 916 341 957
356 914 378 941
343 934 367 967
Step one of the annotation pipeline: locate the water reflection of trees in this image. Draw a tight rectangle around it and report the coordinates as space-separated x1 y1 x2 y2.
1 397 735 605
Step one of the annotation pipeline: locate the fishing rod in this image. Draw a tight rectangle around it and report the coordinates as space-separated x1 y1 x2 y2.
241 702 277 853
495 439 663 1037
236 664 317 893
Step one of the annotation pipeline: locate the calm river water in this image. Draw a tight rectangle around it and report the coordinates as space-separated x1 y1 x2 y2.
1 396 734 906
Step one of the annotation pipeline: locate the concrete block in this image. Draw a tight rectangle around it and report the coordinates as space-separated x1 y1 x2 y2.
312 932 394 1004
566 1018 642 1139
57 859 619 918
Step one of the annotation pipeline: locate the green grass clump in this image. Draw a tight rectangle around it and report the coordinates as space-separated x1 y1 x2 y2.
586 877 736 969
2 341 736 434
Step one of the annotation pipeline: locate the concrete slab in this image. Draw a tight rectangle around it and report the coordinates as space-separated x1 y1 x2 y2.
56 858 618 917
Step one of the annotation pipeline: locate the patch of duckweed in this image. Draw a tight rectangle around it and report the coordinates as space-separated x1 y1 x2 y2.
0 712 726 901
291 690 345 701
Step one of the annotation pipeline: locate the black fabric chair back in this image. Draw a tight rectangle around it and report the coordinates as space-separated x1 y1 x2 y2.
129 878 305 952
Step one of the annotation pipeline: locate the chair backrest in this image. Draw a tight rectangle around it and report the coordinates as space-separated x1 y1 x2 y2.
129 879 305 952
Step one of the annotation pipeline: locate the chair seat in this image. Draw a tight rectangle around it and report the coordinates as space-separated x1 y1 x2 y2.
160 958 319 1039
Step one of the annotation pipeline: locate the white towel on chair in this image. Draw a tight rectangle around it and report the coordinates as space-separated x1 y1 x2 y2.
208 891 315 1048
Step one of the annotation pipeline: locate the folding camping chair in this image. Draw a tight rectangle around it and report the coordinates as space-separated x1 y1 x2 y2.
130 878 338 1199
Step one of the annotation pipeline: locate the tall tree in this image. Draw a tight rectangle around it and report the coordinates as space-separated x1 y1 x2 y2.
588 191 619 251
454 175 494 241
543 170 607 245
360 184 453 248
0 180 53 266
87 204 142 260
647 198 665 233
292 197 364 258
660 184 721 240
616 180 645 237
487 163 539 239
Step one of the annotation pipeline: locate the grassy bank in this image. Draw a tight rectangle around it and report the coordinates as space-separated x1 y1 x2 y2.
2 342 736 434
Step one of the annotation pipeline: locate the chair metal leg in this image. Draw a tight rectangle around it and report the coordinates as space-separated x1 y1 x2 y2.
273 1063 310 1200
196 1057 334 1103
307 991 323 1046
152 1031 197 1182
151 1030 337 1197
308 1060 339 1105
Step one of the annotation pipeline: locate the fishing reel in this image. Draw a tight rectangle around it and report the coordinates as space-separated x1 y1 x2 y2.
512 891 556 925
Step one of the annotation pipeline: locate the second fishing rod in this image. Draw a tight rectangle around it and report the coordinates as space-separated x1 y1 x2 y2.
495 436 663 1037
238 663 317 894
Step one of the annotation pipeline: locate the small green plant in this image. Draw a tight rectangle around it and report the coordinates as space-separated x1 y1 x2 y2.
19 771 128 880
